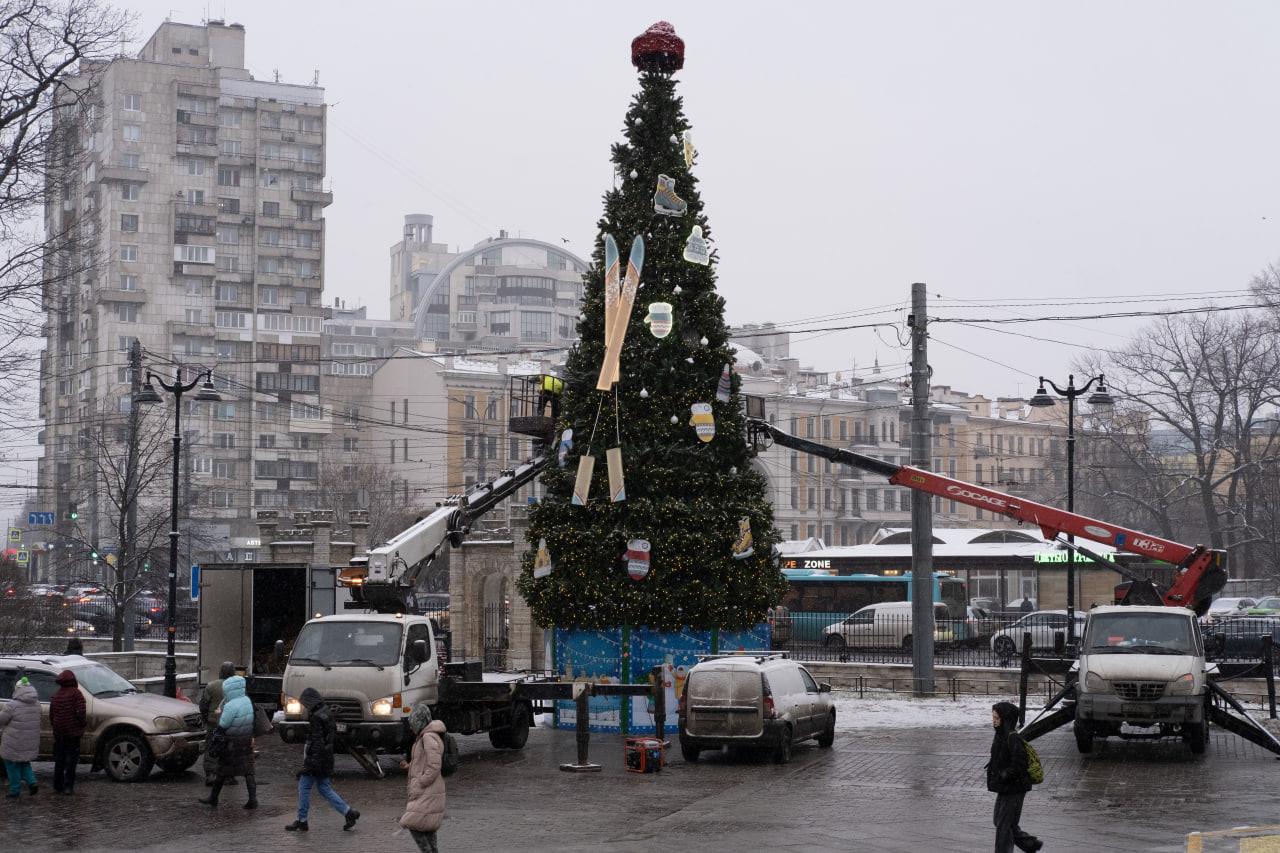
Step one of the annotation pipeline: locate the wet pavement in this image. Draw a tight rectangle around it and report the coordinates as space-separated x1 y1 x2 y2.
3 708 1279 853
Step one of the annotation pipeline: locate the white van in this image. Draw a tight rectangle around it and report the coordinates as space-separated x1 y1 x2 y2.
821 601 952 650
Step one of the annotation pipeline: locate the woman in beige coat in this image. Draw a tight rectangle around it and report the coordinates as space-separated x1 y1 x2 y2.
398 703 447 852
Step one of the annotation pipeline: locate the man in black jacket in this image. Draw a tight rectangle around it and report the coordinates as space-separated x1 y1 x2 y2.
987 701 1043 853
285 687 360 832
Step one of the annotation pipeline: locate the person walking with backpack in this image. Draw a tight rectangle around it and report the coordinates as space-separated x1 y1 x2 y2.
987 701 1043 853
398 703 447 852
50 670 86 795
285 687 359 832
198 675 257 810
200 661 237 786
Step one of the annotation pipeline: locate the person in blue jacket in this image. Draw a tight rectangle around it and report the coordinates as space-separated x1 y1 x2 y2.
199 675 257 809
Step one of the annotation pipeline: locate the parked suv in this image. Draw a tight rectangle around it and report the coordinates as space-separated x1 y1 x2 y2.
0 654 204 782
677 652 834 764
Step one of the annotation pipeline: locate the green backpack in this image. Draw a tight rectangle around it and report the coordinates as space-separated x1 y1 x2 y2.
1023 738 1044 785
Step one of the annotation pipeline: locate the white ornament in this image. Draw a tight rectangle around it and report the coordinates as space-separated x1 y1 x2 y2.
673 285 682 294
670 415 679 424
700 336 708 346
635 117 643 125
669 134 678 143
686 357 694 364
640 388 649 398
630 169 638 179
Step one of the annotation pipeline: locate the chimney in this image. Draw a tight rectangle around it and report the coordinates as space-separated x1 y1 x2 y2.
348 509 371 556
310 509 334 565
256 510 279 562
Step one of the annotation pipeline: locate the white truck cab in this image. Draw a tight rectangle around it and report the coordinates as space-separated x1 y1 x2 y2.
1074 604 1210 754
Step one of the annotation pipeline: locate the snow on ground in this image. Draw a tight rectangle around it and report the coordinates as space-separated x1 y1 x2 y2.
831 690 1015 731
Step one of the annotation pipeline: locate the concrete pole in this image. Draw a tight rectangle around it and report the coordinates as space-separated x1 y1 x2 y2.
909 282 935 696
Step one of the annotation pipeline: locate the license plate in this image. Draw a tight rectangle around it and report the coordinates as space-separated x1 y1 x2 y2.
335 722 347 733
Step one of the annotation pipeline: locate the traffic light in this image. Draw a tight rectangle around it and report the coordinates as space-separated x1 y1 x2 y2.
68 501 78 519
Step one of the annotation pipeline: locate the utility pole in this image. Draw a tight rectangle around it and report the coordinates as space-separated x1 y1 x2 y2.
909 282 935 696
122 341 142 651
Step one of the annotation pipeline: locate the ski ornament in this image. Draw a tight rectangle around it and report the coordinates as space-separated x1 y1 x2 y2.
597 235 644 390
602 234 619 347
606 446 626 502
572 455 595 506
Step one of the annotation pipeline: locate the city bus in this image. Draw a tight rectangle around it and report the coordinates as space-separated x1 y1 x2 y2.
769 569 969 646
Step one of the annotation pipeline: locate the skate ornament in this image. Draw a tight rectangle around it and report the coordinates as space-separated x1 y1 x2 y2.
682 226 708 265
732 517 754 560
690 402 715 442
597 235 644 389
645 302 673 338
653 174 687 217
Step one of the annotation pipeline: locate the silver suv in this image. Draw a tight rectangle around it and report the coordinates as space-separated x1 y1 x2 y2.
0 654 204 782
677 652 835 764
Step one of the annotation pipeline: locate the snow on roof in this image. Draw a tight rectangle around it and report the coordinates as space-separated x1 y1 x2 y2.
775 537 826 554
730 342 766 374
809 527 1120 559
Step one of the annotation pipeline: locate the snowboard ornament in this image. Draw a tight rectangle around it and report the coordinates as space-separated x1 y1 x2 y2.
597 234 644 389
626 539 651 579
715 364 731 403
690 402 715 442
557 428 573 467
533 538 553 578
645 302 673 339
683 225 709 265
732 517 754 560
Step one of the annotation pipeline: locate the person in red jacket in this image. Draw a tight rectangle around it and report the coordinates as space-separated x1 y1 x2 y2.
50 670 86 795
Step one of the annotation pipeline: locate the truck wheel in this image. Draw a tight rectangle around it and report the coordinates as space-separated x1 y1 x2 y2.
773 725 793 764
103 732 154 782
816 711 836 748
1073 719 1094 754
680 741 700 763
822 634 845 651
505 702 531 750
993 636 1017 659
1184 721 1208 755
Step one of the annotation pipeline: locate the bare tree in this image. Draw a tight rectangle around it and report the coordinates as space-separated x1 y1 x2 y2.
1081 311 1280 578
313 456 422 548
0 1 133 427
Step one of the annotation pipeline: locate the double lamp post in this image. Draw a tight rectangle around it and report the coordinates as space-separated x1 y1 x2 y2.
134 368 221 698
1029 374 1114 647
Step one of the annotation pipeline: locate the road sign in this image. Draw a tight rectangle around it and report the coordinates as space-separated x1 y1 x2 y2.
8 528 19 542
27 512 54 526
190 564 199 600
16 551 29 565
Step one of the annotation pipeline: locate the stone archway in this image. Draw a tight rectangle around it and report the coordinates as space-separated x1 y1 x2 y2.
450 539 544 671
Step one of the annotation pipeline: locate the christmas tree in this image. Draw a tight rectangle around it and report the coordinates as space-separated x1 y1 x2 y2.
517 22 786 633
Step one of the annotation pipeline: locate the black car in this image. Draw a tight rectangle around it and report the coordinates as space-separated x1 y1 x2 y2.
1204 617 1280 659
69 599 152 637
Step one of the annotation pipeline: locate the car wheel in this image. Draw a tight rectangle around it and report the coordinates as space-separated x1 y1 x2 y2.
900 635 913 650
822 634 846 650
993 636 1017 659
773 725 793 764
816 712 835 748
1184 721 1208 755
103 732 154 782
1073 719 1094 754
680 741 700 763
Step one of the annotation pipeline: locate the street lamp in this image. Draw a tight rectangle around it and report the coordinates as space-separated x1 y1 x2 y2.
1029 374 1114 647
135 368 221 698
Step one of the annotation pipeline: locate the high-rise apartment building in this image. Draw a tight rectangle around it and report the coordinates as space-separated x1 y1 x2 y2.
37 21 331 579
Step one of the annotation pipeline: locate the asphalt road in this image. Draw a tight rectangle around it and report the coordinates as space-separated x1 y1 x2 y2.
3 708 1278 853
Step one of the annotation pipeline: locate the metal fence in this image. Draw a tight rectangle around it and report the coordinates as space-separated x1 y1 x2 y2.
0 597 198 648
484 602 509 670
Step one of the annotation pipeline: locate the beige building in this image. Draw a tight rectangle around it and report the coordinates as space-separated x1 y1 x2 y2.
38 20 331 579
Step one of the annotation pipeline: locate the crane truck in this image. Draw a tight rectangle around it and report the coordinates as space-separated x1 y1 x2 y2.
746 409 1280 756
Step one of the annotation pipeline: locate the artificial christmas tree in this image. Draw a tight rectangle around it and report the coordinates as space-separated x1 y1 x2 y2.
517 22 786 634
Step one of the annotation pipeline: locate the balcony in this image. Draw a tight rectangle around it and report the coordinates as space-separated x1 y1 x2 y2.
98 165 150 183
97 288 148 305
290 186 332 207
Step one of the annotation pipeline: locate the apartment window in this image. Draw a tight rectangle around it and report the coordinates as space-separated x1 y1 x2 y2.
823 419 832 440
262 142 281 159
290 402 323 420
215 311 247 328
121 153 141 169
806 418 815 438
259 403 277 421
297 146 319 163
214 403 236 421
790 486 798 508
261 172 280 189
262 201 279 217
219 139 241 156
216 284 238 302
219 110 242 128
121 183 140 201
216 256 239 272
489 311 511 335
212 491 233 508
123 93 141 111
295 203 313 221
458 311 476 325
260 229 279 246
218 167 240 186
122 124 140 141
840 421 848 441
177 245 210 263
213 432 235 449
259 257 279 274
187 189 204 205
293 289 309 306
295 260 313 277
119 274 137 291
218 197 240 214
485 397 499 420
120 244 138 261
117 304 137 323
120 214 138 232
258 434 277 449
191 457 212 475
521 311 551 342
296 231 314 248
185 279 203 296
343 437 359 452
186 158 206 176
217 226 238 244
118 336 138 354
260 287 277 305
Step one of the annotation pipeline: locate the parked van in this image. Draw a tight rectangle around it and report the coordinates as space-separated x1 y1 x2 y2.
677 652 835 764
821 601 952 650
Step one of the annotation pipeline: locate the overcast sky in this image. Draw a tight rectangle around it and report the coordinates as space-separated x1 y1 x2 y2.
114 0 1280 400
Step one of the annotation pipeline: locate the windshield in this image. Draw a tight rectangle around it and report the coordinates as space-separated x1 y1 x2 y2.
71 662 141 697
289 621 403 667
1083 612 1199 655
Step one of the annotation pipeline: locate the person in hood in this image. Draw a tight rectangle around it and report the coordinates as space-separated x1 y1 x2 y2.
397 702 447 853
198 675 257 809
285 687 359 833
50 670 86 795
986 701 1042 853
199 661 237 786
0 677 41 799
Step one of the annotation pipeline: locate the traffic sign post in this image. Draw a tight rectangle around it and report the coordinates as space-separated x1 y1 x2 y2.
8 528 19 542
190 564 199 600
28 512 55 526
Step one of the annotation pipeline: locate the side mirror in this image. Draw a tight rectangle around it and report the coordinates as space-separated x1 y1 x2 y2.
819 683 832 694
274 639 285 664
413 638 429 663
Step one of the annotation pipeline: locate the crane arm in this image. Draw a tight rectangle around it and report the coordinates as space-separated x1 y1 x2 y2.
747 418 1225 610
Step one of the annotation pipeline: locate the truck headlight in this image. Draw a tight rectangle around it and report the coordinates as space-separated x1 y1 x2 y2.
371 695 396 716
153 715 182 733
1168 673 1197 696
283 695 302 716
1083 671 1108 692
